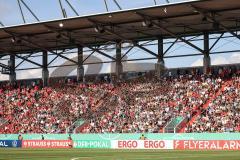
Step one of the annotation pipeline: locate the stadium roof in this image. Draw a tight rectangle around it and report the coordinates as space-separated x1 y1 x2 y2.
0 0 240 55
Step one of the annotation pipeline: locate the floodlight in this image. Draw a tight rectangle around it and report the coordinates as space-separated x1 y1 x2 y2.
142 20 153 28
94 26 105 33
59 22 64 28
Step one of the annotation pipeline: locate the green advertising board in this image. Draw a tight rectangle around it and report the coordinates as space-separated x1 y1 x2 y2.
73 140 111 148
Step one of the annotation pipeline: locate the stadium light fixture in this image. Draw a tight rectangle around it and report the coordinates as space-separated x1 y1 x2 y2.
142 20 153 28
11 37 16 43
164 7 167 14
94 25 105 33
11 37 22 44
59 22 64 28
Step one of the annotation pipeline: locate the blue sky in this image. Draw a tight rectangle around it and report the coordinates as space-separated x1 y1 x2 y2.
0 0 240 80
0 0 186 26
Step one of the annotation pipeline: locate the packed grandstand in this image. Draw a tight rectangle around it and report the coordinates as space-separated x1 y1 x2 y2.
1 1 240 159
0 66 239 134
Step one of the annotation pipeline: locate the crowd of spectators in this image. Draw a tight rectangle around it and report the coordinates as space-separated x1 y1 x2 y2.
186 75 240 132
0 82 113 133
0 67 239 134
82 75 221 133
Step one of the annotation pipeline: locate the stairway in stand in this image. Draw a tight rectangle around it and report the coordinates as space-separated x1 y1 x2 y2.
179 80 228 133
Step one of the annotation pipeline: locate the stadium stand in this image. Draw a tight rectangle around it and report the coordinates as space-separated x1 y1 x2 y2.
1 67 239 134
0 82 113 133
186 75 240 132
81 74 221 133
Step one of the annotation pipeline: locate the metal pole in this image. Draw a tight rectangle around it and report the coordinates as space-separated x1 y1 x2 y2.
17 0 26 23
77 46 84 83
104 0 109 12
9 54 16 85
65 0 79 16
203 32 211 74
112 0 122 10
59 0 67 18
42 51 49 87
115 42 122 79
0 21 4 27
20 0 40 21
153 0 157 5
156 37 164 77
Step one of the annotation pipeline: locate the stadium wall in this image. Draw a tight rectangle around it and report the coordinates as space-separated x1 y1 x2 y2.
1 134 240 150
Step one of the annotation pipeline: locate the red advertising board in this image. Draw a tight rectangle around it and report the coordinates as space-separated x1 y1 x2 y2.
111 140 174 149
174 140 240 150
22 140 72 148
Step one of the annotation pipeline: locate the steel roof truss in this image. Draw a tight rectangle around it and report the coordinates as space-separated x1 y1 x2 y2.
15 54 42 67
209 33 224 51
45 24 116 61
191 5 240 41
15 53 34 69
136 12 204 53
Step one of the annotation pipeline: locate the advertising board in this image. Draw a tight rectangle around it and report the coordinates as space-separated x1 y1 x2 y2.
22 140 72 148
174 140 240 150
73 140 111 148
0 140 22 148
111 140 173 149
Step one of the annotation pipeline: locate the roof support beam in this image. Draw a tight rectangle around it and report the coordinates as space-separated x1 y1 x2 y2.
153 0 157 5
83 50 97 63
59 0 67 18
88 19 159 57
136 12 204 53
15 53 34 69
218 23 240 40
164 38 178 55
51 50 78 64
0 63 9 70
191 6 240 41
104 0 109 12
133 42 158 57
164 35 201 56
0 21 4 27
65 0 79 16
44 24 116 61
9 55 16 84
107 27 158 57
152 22 204 53
48 49 72 66
42 51 49 87
23 40 78 65
88 17 156 38
20 0 40 22
1 28 78 65
121 46 134 59
0 45 42 69
13 49 240 71
17 0 26 24
15 54 42 67
85 46 115 60
210 33 224 51
48 51 63 66
114 25 157 38
113 0 122 10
